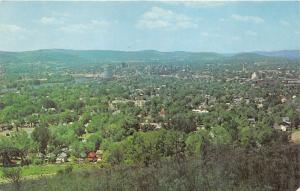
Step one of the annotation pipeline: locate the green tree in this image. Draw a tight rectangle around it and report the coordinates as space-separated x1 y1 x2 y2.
210 125 232 145
32 126 50 154
186 129 208 155
11 131 35 165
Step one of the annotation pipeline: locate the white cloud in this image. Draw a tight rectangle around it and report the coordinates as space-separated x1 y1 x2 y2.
201 32 221 37
279 20 290 26
58 19 110 33
219 18 227 22
231 14 264 24
39 16 67 25
245 30 257 36
136 7 197 30
164 1 226 8
0 24 25 33
40 17 57 25
201 32 209 37
184 1 226 7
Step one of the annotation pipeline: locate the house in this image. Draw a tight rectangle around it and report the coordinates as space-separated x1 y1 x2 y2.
233 97 243 104
281 96 287 103
251 72 258 80
273 117 292 132
134 100 146 107
196 125 205 130
87 151 97 162
140 123 162 130
96 150 103 162
159 108 166 118
280 125 288 132
280 117 292 131
257 103 264 109
255 97 265 103
56 152 68 164
274 123 288 132
192 109 209 114
282 117 291 126
248 118 256 124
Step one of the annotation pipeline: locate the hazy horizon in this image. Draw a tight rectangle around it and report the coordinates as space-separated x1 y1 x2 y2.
1 48 300 54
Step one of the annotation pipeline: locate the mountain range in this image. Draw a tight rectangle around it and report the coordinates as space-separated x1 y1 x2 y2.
254 50 300 59
0 49 299 64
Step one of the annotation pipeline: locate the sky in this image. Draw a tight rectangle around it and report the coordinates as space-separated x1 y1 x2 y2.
0 1 299 53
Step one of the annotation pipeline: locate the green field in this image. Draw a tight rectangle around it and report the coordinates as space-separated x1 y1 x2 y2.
0 163 101 183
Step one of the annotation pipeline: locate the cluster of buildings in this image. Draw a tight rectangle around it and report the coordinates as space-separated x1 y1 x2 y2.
70 66 114 82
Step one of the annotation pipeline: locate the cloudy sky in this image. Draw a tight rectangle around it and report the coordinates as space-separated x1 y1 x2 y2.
0 1 299 53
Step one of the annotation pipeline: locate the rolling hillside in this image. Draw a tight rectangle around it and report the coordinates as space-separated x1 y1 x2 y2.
255 50 300 59
0 49 298 65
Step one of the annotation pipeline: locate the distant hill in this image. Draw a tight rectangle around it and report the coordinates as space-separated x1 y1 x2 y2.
0 49 225 64
0 49 297 65
231 52 269 60
254 50 300 59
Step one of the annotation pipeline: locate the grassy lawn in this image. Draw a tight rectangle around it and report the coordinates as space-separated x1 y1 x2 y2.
0 163 101 182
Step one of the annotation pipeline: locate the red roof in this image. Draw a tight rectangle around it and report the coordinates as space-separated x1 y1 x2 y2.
87 152 97 158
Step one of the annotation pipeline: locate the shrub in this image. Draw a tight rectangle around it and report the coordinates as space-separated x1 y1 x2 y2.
57 165 73 176
2 167 22 190
56 169 65 176
65 165 73 174
32 157 44 165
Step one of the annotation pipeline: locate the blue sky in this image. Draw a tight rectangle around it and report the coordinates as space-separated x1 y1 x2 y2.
0 1 299 53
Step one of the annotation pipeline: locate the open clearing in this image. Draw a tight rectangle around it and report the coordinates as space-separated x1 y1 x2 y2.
291 130 300 144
